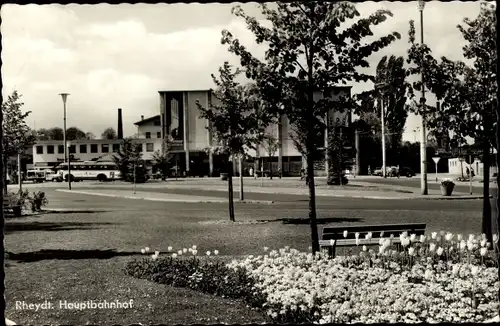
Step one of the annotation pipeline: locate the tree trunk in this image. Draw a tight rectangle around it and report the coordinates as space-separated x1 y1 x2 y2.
227 157 235 222
18 153 22 192
269 156 273 180
0 97 6 324
238 155 244 201
482 142 492 243
3 153 7 194
306 154 320 254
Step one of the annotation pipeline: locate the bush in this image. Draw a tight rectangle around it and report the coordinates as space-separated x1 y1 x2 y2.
28 191 48 212
7 189 29 207
326 173 348 185
441 178 455 187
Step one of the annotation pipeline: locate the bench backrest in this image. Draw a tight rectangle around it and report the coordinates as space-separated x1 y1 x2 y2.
322 223 426 241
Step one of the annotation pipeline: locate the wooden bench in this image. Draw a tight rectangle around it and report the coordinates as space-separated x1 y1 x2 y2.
319 223 426 258
3 195 22 217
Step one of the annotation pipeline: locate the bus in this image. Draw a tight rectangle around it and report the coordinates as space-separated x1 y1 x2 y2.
54 161 122 182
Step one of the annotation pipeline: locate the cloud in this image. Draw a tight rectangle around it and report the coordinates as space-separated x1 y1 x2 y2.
0 2 486 141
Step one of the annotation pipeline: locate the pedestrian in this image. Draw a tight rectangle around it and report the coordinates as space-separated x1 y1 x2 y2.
249 167 254 177
368 166 371 175
278 167 282 179
300 168 305 181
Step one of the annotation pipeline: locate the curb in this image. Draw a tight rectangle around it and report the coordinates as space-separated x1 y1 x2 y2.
55 189 274 205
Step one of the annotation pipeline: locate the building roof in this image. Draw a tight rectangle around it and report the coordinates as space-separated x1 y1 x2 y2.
158 89 212 94
134 115 160 126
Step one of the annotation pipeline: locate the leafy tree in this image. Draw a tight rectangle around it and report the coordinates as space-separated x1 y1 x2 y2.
196 62 267 222
263 133 279 179
35 128 51 140
48 127 64 140
66 127 87 141
2 91 36 192
151 136 174 179
101 127 117 140
406 2 496 243
222 2 401 253
327 122 356 185
355 55 409 166
85 132 96 140
112 138 148 183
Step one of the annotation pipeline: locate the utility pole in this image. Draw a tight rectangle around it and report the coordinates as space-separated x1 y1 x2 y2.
239 154 244 201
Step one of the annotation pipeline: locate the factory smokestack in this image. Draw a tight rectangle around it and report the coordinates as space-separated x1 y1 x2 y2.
117 108 123 139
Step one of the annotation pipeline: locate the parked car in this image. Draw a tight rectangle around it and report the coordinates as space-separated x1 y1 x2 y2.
373 167 383 176
399 167 415 178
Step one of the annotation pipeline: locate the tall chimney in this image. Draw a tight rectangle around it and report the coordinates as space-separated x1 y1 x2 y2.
117 108 123 139
141 115 144 120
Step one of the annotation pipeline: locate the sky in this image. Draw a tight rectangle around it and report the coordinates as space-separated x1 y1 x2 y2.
1 1 486 141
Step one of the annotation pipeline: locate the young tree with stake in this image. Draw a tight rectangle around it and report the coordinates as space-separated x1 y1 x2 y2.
222 2 401 253
196 62 268 222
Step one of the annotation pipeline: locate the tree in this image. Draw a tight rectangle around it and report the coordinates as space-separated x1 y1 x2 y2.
196 62 267 222
263 133 279 179
355 55 409 166
85 132 96 140
151 136 174 179
112 138 148 183
47 127 64 140
2 91 36 192
101 127 117 140
327 122 356 185
222 2 401 253
66 127 87 141
406 2 496 243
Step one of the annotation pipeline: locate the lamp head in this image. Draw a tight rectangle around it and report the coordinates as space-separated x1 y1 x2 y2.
59 93 70 104
417 0 425 11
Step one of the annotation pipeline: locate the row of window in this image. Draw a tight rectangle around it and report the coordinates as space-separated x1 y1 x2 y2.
35 143 155 155
56 164 117 170
145 131 162 139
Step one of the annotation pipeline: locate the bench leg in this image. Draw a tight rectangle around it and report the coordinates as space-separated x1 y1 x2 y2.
327 245 336 259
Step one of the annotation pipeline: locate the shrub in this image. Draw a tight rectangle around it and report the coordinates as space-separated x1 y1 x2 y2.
27 191 48 212
7 189 29 208
441 178 455 187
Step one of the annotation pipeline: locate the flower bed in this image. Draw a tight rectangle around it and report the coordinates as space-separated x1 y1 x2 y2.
126 233 500 324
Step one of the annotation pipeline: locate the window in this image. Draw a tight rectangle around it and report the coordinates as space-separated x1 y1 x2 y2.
47 145 54 154
154 119 161 126
36 146 44 154
69 145 76 154
112 144 120 152
157 132 161 139
91 144 98 153
80 144 87 153
58 145 64 154
146 143 154 152
102 144 109 153
145 132 151 139
136 143 143 152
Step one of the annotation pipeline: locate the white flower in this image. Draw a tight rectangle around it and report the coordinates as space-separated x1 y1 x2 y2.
401 238 410 247
436 235 442 242
429 243 436 252
355 232 360 239
410 234 417 242
481 239 487 247
480 247 488 256
471 265 479 276
459 240 467 251
424 269 433 280
145 247 150 253
467 241 474 251
493 234 499 242
263 246 269 252
440 230 445 236
151 254 158 261
177 250 183 255
380 231 385 238
437 247 444 256
154 251 160 256
408 247 415 256
445 232 453 242
457 234 463 241
330 239 335 246
379 238 384 246
362 245 368 252
172 253 178 258
431 232 437 239
206 251 211 256
420 235 426 243
355 238 360 246
452 264 460 275
183 248 188 253
343 230 348 238
214 250 219 256
379 245 386 255
468 234 475 242
140 248 146 254
167 246 173 252
365 232 373 240
192 245 197 250
192 250 198 256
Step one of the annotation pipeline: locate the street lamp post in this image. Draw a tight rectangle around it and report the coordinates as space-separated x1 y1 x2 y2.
418 0 428 195
59 93 70 163
67 142 72 190
375 82 388 179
